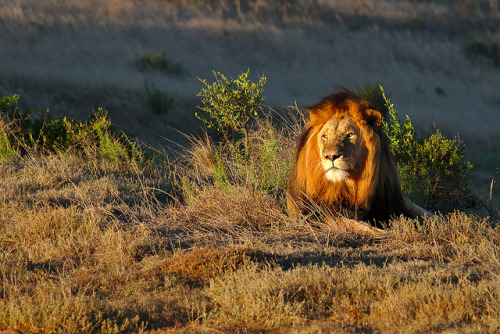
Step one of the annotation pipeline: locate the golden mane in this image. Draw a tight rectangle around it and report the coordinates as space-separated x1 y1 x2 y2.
286 89 409 224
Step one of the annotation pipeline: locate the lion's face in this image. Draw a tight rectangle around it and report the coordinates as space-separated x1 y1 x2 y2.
317 116 365 183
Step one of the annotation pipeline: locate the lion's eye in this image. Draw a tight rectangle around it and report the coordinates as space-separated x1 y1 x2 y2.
346 133 354 139
321 135 328 141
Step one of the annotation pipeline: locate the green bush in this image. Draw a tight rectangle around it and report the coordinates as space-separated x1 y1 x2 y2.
0 94 143 165
132 49 186 76
0 95 20 160
196 69 266 155
250 127 291 196
464 38 500 68
191 125 291 200
379 86 476 212
90 108 143 164
356 81 389 118
212 148 233 194
145 82 174 115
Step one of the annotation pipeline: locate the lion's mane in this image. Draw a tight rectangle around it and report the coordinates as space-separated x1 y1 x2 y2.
286 89 411 223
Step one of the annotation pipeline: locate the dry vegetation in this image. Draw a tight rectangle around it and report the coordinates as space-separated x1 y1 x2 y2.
1 0 500 333
1 0 498 207
1 0 500 143
0 111 499 333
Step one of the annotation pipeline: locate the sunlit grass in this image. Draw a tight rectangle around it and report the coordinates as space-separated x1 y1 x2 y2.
0 112 498 332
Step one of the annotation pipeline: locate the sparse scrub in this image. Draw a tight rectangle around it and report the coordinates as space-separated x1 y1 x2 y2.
0 135 498 332
145 82 175 115
390 212 500 269
379 86 476 212
0 94 144 166
196 69 266 155
205 263 306 330
187 69 292 199
164 246 270 286
251 125 291 195
0 95 19 160
464 38 500 68
206 259 499 332
132 49 186 76
181 110 294 202
2 0 500 331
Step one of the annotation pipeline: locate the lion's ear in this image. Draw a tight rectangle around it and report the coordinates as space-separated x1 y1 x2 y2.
308 107 329 125
308 108 320 123
365 109 382 128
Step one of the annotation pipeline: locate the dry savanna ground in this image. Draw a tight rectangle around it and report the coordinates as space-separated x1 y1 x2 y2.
1 0 500 333
0 112 499 333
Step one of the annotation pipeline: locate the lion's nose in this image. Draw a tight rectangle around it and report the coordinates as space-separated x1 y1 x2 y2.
324 153 341 161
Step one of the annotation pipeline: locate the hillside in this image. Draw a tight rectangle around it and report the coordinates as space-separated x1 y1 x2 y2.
1 0 498 207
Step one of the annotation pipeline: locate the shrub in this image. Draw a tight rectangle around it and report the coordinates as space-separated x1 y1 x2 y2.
356 81 389 117
0 95 20 160
132 49 186 76
248 124 293 197
254 128 285 192
0 94 144 165
90 109 143 164
145 82 174 115
379 86 476 212
182 112 294 202
196 69 266 155
464 38 500 68
212 148 232 194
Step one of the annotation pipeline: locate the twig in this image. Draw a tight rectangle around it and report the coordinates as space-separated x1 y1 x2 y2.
490 179 495 224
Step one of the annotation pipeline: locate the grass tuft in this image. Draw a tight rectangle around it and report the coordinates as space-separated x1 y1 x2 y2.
164 246 271 286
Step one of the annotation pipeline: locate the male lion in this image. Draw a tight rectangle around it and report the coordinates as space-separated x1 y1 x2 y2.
286 89 430 234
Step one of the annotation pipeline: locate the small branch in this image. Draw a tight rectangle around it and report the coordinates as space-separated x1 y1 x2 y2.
490 179 495 224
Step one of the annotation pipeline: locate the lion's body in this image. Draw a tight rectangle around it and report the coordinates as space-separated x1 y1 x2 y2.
287 89 412 224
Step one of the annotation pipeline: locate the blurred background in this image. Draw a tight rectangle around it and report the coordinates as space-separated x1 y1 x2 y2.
0 0 499 208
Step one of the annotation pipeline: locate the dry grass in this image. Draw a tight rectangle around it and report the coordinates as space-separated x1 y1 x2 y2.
1 1 500 332
0 116 499 333
206 261 499 333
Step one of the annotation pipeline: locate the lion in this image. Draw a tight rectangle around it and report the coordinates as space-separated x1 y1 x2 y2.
286 89 431 235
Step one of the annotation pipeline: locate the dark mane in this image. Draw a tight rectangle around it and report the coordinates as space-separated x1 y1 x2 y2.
307 88 376 114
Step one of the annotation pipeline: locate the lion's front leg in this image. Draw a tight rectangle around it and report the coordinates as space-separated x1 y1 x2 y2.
403 197 433 218
324 216 388 238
